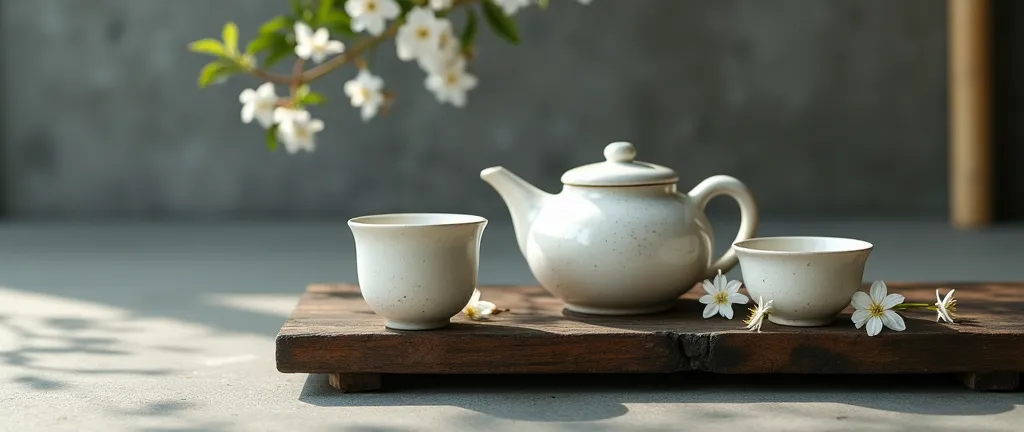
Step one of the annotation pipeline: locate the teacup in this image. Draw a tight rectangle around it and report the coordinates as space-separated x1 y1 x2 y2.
348 213 487 330
733 236 873 327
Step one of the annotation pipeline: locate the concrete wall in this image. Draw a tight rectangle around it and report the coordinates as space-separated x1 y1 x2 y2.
0 0 949 221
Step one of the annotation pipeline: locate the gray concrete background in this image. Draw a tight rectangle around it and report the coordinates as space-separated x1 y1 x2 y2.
0 0 949 221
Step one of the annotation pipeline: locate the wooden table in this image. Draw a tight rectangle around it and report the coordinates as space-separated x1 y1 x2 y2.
276 282 1024 392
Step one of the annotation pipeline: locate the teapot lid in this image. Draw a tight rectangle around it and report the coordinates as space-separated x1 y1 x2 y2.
561 141 678 186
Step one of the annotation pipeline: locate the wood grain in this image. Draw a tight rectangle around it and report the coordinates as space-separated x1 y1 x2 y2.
277 283 1024 389
949 0 993 228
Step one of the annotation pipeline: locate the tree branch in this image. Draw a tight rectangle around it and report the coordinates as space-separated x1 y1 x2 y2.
248 67 293 85
299 0 482 83
301 22 401 83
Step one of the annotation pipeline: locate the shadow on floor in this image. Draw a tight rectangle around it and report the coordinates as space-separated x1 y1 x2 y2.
298 372 1022 422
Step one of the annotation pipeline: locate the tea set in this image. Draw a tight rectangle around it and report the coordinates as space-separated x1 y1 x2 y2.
349 141 873 330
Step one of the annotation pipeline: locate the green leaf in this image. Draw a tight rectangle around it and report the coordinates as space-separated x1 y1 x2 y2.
538 0 549 9
321 10 354 35
247 31 285 54
222 22 239 54
264 43 295 68
267 125 280 151
397 0 416 15
301 91 328 106
460 8 478 48
482 0 520 45
292 0 316 24
318 0 335 24
197 61 239 88
188 39 226 56
260 15 293 34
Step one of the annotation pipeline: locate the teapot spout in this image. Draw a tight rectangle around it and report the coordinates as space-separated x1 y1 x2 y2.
480 166 551 256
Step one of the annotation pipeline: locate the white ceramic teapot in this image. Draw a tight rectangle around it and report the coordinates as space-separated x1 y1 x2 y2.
481 141 758 315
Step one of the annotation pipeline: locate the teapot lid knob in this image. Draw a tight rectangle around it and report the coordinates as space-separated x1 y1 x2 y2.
604 141 636 163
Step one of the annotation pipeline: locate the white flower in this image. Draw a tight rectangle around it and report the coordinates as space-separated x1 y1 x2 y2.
743 296 773 332
851 281 907 336
697 270 749 319
429 0 454 10
238 82 278 128
344 70 385 121
425 56 478 107
416 18 460 72
463 289 496 321
935 289 957 323
345 0 400 36
273 108 324 154
493 0 532 15
294 22 345 63
395 7 445 62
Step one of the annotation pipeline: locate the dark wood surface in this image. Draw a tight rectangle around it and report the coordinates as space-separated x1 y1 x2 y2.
276 283 1024 390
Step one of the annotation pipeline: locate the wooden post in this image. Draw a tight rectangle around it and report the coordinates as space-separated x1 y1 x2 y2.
949 0 993 229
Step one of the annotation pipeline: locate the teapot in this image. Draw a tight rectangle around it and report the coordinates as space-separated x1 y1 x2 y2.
480 141 758 315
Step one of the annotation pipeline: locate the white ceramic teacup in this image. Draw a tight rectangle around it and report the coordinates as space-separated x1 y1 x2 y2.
733 236 873 327
348 213 487 331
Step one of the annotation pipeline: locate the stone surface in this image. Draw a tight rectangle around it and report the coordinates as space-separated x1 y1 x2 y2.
1 221 1024 431
0 0 949 220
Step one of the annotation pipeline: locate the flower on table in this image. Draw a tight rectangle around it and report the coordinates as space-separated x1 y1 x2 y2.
851 281 906 337
396 7 445 62
935 288 957 323
425 57 478 107
239 82 278 128
743 296 773 332
273 108 324 154
698 270 749 319
493 0 532 16
346 0 401 37
294 22 345 63
344 69 385 121
463 289 497 321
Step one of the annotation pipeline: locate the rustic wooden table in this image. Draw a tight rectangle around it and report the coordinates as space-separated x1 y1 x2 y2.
277 282 1024 393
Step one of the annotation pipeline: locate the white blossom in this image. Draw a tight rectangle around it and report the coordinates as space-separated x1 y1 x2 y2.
492 0 532 16
697 270 749 319
395 7 445 62
850 281 907 336
743 296 773 332
417 18 461 73
346 0 401 36
344 70 385 121
273 108 324 154
425 56 478 107
935 289 957 323
429 0 454 10
463 289 496 321
294 22 345 63
238 82 278 128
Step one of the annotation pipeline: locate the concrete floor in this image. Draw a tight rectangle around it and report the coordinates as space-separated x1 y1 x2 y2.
1 221 1023 431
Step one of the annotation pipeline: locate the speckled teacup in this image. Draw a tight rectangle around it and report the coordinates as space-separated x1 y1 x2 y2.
349 213 487 331
734 236 873 327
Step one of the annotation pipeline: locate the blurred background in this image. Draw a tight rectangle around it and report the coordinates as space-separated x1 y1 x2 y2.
6 0 1021 223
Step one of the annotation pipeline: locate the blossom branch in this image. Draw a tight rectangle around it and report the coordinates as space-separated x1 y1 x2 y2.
301 21 401 82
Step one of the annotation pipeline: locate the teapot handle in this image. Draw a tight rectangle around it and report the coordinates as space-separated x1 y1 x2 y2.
687 175 759 279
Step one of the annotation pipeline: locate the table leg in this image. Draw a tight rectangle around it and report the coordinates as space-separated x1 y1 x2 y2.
958 371 1020 391
328 373 383 392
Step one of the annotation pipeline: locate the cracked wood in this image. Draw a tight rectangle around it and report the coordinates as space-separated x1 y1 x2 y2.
277 283 1024 376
